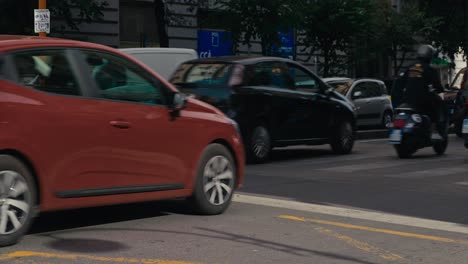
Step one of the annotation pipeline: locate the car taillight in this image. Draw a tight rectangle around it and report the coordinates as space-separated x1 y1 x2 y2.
464 101 468 106
393 119 405 128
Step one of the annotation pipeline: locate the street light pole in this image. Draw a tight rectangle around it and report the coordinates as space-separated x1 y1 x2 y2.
465 0 468 67
39 0 47 37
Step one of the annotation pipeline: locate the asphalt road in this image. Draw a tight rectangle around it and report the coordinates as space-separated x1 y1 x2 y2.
1 135 468 264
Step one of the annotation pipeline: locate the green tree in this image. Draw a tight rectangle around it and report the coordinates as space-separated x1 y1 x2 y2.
297 0 374 77
422 0 465 64
0 0 108 35
376 2 441 76
214 0 299 55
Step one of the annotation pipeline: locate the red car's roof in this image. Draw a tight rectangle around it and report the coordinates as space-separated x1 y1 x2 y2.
0 35 115 53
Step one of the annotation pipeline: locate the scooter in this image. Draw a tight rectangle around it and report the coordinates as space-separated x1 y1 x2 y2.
389 104 449 158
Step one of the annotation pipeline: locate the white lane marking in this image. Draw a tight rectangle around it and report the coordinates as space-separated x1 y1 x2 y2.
261 152 392 169
267 134 466 169
233 193 468 235
319 156 465 173
385 166 468 178
319 161 399 172
455 182 468 186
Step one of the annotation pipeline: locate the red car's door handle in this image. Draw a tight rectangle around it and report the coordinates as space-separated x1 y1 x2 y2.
110 120 131 129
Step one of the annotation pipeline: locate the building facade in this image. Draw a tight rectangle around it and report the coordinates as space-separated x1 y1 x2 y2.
54 0 458 81
51 0 120 47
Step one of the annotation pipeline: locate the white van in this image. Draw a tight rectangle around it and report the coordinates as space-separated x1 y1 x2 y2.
120 48 198 79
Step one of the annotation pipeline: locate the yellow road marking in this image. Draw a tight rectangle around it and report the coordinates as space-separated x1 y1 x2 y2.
315 227 403 261
280 215 468 245
0 251 200 264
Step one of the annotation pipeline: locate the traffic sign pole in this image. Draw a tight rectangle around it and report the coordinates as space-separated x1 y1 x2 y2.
39 0 47 37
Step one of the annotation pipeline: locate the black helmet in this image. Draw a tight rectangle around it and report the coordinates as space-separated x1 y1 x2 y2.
417 44 437 62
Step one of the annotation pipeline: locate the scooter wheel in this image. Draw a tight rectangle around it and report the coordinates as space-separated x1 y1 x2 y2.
433 139 448 155
394 145 413 159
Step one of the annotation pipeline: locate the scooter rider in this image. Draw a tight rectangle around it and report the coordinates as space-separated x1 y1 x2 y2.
399 44 445 140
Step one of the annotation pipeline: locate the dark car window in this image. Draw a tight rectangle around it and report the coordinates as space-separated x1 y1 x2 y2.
0 55 8 80
246 61 293 89
367 82 383 97
352 82 384 99
170 62 232 87
287 64 321 92
351 83 369 99
0 55 5 79
333 81 353 95
380 83 388 95
11 50 81 96
81 51 166 105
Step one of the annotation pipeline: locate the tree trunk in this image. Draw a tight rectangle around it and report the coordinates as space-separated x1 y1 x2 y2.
323 48 331 77
392 43 398 77
261 35 270 56
261 37 271 56
261 38 267 56
155 0 169 47
396 50 407 75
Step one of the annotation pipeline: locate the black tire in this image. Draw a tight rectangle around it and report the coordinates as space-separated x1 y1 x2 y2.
330 120 354 154
381 111 393 128
0 155 37 247
187 144 236 215
455 119 463 138
433 139 448 155
246 125 272 164
394 145 413 159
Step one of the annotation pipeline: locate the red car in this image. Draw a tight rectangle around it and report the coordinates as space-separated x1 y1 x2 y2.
0 35 245 246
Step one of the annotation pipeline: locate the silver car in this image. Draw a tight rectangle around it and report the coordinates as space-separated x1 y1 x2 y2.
324 77 393 128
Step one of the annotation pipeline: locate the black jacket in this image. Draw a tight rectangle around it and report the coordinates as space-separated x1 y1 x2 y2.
400 62 444 106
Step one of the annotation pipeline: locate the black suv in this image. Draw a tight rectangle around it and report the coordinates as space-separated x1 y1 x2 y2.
170 56 356 163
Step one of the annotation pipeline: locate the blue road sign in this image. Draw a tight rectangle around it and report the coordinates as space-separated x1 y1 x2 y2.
271 29 295 59
198 30 232 58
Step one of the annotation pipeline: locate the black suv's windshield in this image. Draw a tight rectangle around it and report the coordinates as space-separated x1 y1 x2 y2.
170 63 233 87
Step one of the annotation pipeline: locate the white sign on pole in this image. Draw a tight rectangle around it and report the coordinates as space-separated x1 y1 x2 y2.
34 9 50 34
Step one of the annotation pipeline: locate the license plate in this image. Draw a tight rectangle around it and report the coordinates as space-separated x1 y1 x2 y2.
389 129 402 144
462 119 468 134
